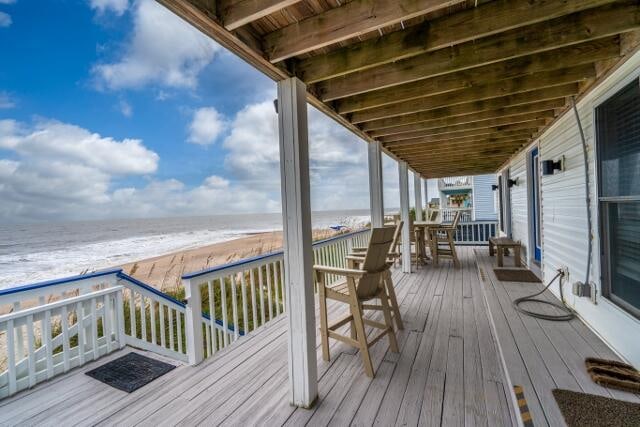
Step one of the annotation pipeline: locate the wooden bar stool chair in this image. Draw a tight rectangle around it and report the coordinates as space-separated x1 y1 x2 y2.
429 211 461 267
314 227 399 377
347 222 404 331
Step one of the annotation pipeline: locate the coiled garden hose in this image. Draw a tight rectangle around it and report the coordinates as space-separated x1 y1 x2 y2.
513 269 575 321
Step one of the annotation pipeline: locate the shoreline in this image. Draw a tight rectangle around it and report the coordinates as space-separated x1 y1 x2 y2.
118 228 340 294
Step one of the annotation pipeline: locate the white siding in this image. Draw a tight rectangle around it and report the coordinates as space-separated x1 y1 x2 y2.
472 174 498 220
499 50 640 367
507 153 530 263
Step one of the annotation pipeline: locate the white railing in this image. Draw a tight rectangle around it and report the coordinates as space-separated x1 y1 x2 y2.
440 207 473 223
0 287 124 398
182 229 371 364
438 176 472 189
453 221 498 245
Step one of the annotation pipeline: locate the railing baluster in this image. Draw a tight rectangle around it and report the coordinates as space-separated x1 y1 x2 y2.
266 263 273 321
159 302 166 349
13 302 23 361
241 273 249 334
6 319 17 395
220 277 229 347
204 316 211 358
176 310 183 354
274 262 281 316
26 314 35 387
250 270 257 330
231 274 239 340
45 308 55 378
129 289 137 339
90 298 98 361
279 259 285 312
150 299 157 346
140 296 147 343
258 268 266 326
62 305 71 371
208 280 217 353
168 308 175 351
116 291 125 349
104 293 113 352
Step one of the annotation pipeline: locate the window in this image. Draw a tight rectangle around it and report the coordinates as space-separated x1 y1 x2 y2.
596 79 640 318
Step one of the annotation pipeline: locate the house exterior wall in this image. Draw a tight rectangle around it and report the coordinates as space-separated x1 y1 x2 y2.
472 174 498 221
498 50 640 367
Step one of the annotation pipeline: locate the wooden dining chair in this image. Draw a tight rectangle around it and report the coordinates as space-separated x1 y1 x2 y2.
347 222 404 330
315 227 399 377
429 211 461 267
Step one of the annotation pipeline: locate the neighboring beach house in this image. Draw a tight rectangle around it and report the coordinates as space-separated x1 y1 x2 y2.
2 1 640 426
432 174 498 222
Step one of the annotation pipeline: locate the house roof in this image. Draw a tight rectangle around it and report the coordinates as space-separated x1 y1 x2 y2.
158 0 640 178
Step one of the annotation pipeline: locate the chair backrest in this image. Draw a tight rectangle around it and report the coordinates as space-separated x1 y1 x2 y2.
451 211 462 228
357 227 395 298
390 221 403 255
429 210 438 222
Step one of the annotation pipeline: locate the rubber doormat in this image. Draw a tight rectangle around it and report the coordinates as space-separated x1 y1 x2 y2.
553 388 640 427
86 352 176 393
513 385 534 427
494 269 541 283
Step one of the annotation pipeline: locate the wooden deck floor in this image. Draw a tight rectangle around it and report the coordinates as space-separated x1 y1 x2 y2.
475 249 640 427
4 247 635 426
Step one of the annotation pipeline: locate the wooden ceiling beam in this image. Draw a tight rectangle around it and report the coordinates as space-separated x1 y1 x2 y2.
351 82 580 124
406 154 515 165
391 141 529 157
263 0 461 63
417 165 500 178
336 53 601 113
315 2 636 100
361 98 566 132
369 109 556 138
384 130 534 148
219 0 302 30
297 0 620 83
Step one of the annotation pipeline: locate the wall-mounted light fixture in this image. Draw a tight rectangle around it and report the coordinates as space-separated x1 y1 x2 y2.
491 184 499 191
273 99 279 114
542 155 564 176
507 178 518 188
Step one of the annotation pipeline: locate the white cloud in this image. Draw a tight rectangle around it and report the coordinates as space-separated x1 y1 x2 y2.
0 92 15 108
92 0 220 90
119 99 133 117
89 0 128 15
188 107 226 145
0 11 11 28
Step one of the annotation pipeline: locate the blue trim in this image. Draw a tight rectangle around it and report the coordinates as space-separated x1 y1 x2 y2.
531 148 542 262
0 268 123 297
182 229 369 280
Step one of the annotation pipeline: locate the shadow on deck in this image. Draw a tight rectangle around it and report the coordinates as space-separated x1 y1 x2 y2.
1 247 637 426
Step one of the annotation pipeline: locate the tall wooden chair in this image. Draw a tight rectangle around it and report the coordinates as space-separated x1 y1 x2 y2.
429 211 461 267
315 227 399 377
347 222 404 330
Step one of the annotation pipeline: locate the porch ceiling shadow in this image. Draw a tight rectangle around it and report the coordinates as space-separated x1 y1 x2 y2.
159 0 640 178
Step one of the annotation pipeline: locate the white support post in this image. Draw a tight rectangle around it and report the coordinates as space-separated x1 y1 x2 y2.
277 77 318 408
184 278 204 365
423 178 429 216
399 161 412 273
368 141 385 228
414 173 423 222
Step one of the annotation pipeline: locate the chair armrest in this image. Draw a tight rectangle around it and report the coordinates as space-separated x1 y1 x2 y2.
346 254 365 260
351 246 367 252
313 265 365 277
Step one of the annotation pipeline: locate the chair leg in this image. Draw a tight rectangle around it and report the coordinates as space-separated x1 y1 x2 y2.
384 271 404 330
350 319 357 340
318 287 330 362
449 231 460 268
380 291 399 353
351 300 374 377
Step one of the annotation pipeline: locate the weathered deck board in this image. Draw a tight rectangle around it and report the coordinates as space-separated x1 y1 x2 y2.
0 247 569 427
475 249 640 427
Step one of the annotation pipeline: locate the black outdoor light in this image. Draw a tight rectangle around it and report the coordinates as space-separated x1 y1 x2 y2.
491 184 499 191
507 178 518 188
541 156 565 176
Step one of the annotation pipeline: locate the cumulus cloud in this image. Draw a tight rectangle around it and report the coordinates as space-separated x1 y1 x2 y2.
0 92 15 108
222 100 371 210
0 11 11 28
92 0 220 90
89 0 128 15
188 107 226 145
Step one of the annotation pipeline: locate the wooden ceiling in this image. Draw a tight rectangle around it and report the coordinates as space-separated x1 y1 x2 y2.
158 0 640 178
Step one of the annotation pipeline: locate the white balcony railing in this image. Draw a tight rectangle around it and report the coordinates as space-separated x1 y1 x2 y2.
438 207 473 223
438 176 472 189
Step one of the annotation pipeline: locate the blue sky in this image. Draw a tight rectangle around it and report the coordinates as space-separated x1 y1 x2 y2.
0 0 433 223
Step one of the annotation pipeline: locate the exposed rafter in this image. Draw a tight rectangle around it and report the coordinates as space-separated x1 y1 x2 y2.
219 0 302 30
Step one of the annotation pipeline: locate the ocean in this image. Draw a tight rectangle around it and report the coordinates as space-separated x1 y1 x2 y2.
0 210 370 290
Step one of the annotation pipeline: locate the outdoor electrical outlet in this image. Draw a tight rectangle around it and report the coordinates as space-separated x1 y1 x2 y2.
560 266 570 281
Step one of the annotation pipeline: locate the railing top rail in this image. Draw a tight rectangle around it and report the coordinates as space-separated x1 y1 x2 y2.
0 268 122 298
182 228 369 280
117 272 186 309
0 286 123 323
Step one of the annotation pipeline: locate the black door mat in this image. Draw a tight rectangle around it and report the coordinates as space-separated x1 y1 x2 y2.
493 269 541 282
86 352 176 393
586 357 640 393
553 389 640 427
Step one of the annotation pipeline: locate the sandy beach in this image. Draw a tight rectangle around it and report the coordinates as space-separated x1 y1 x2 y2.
119 229 340 294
